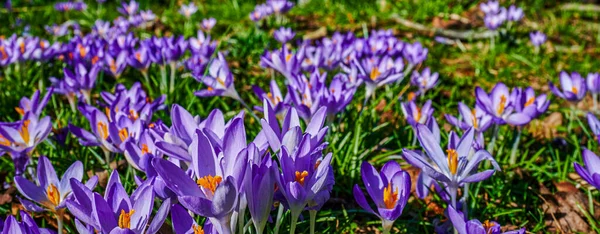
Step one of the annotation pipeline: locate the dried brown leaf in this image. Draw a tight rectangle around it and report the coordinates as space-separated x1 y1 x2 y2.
87 168 109 188
539 182 599 233
355 226 383 234
528 112 563 140
0 187 15 205
375 99 387 112
404 166 420 195
303 27 327 41
569 172 598 191
431 17 460 29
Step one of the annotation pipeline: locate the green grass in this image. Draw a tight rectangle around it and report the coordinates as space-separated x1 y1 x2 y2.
1 0 600 233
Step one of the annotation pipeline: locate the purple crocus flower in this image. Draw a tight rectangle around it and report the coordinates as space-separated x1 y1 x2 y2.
153 113 250 233
320 73 357 117
42 41 61 61
179 3 198 19
353 56 404 99
245 157 277 234
346 36 368 56
69 108 123 155
14 156 96 213
128 46 151 73
48 80 79 112
403 126 500 206
0 114 52 174
507 5 524 22
159 35 188 63
475 83 532 125
202 18 217 31
4 0 11 11
108 33 136 58
588 80 599 131
189 30 217 55
14 37 39 61
353 161 411 233
0 40 16 66
54 63 100 105
484 8 507 30
123 130 160 173
74 2 87 11
514 87 549 119
366 35 389 56
249 11 262 22
261 47 302 83
411 67 439 94
62 37 91 63
385 36 406 57
100 82 166 124
401 100 434 126
186 33 216 77
287 72 324 120
128 15 144 27
105 51 128 79
72 213 96 233
299 45 324 72
256 100 328 154
52 124 70 146
194 53 243 102
153 157 240 234
55 2 87 12
274 27 295 44
67 171 169 234
1 211 54 233
411 118 446 199
415 151 442 200
276 141 333 233
72 22 83 36
96 106 145 152
31 38 51 60
319 42 343 71
256 104 331 230
171 204 217 234
186 54 210 79
587 113 600 144
118 1 139 16
152 105 226 161
112 16 132 32
126 125 177 201
268 0 294 14
403 42 428 65
253 79 290 115
15 88 53 118
140 10 157 23
93 20 111 38
250 4 272 22
529 31 547 47
448 206 525 234
587 73 600 94
549 71 587 102
307 162 335 214
445 102 493 133
480 0 500 14
574 148 600 190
